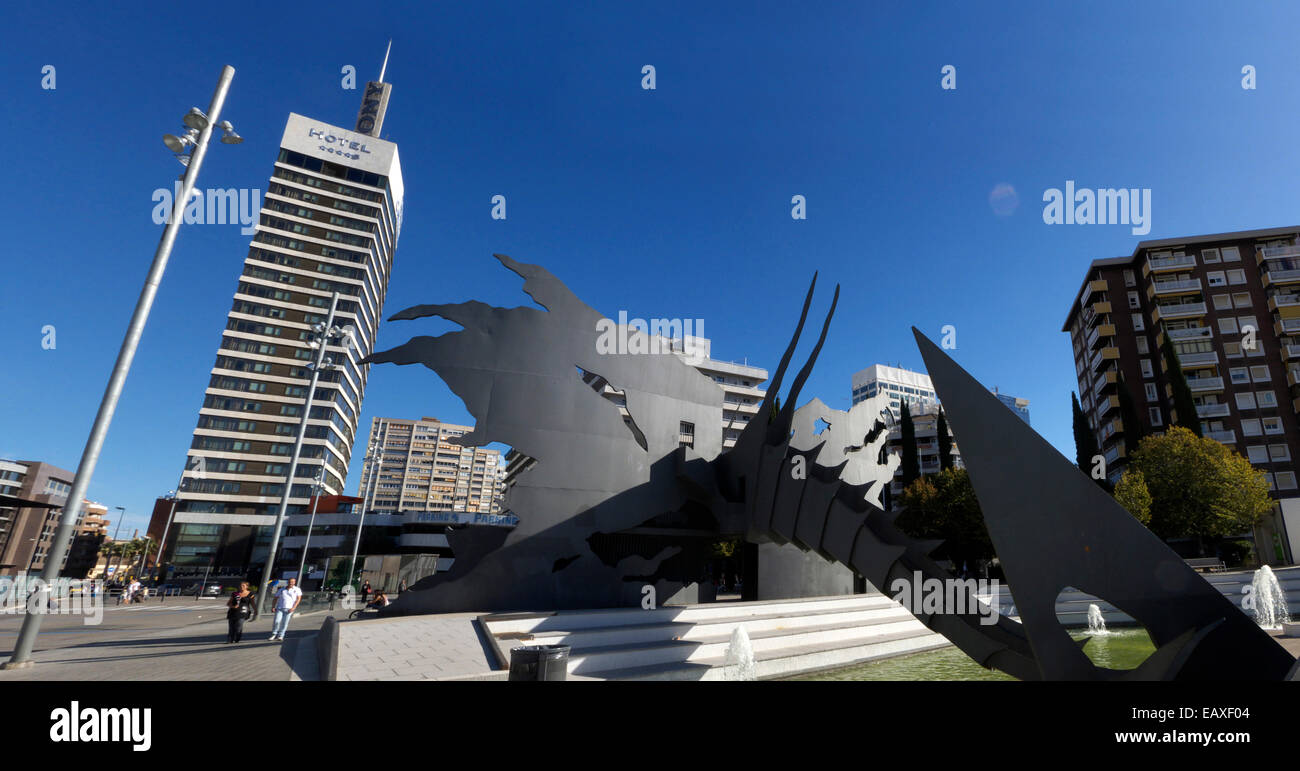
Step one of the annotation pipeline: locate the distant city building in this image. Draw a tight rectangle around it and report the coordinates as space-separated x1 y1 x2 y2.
354 417 506 515
1063 226 1300 564
0 459 103 577
992 387 1032 425
851 365 938 418
165 73 405 574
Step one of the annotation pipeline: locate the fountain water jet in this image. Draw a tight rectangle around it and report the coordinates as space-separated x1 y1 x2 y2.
1251 565 1291 629
722 626 757 680
1086 603 1109 636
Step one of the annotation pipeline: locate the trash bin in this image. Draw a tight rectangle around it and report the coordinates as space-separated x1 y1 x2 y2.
509 644 571 681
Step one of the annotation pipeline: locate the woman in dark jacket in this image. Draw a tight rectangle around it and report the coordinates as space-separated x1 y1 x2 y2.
226 582 256 643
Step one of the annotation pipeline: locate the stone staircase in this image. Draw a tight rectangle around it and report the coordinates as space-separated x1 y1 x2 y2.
479 594 948 680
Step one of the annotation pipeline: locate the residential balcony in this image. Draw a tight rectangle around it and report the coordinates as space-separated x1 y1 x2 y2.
1103 444 1124 466
1275 318 1300 336
1268 294 1300 313
1080 279 1108 306
1157 325 1212 347
1096 394 1120 416
1258 245 1300 263
1262 266 1300 289
1090 346 1120 371
1174 351 1219 369
1151 302 1207 323
1185 376 1225 393
1288 368 1300 388
1206 429 1237 445
1086 323 1116 350
1145 253 1196 275
1088 301 1112 320
1147 277 1203 299
1195 403 1231 418
1285 344 1300 361
1099 417 1121 442
1091 367 1118 398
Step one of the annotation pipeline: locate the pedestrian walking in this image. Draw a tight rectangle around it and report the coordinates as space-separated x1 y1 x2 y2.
361 580 371 604
226 582 256 643
269 578 303 641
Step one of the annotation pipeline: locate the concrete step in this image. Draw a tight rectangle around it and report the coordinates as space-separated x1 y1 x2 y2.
485 593 898 636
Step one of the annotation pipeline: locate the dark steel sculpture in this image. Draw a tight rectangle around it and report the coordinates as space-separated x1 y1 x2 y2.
367 256 1296 680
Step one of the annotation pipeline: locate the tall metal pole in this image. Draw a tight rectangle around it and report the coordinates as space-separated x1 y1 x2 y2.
295 468 325 585
152 466 189 584
256 291 340 610
347 431 382 591
2 68 237 670
106 506 126 584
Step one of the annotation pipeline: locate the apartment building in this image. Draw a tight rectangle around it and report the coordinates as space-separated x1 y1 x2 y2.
354 417 505 515
1062 226 1300 562
165 75 404 572
0 460 96 576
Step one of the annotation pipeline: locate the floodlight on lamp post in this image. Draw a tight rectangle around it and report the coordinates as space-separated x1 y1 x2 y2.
1 65 241 671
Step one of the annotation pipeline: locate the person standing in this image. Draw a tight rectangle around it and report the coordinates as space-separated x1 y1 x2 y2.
226 582 256 644
361 580 371 604
269 578 302 641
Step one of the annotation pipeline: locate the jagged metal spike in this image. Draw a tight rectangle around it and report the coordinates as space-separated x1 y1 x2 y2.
913 327 1294 680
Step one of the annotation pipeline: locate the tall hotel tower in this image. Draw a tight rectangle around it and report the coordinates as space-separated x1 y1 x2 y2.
165 65 404 573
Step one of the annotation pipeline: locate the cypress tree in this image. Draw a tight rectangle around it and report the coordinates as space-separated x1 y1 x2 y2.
1071 392 1099 472
937 409 954 470
1161 340 1203 437
1117 373 1147 449
900 400 920 487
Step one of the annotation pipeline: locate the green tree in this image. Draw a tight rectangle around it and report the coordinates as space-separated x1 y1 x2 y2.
1126 426 1272 553
1161 341 1203 437
936 409 954 471
895 468 994 568
1113 468 1153 525
1071 391 1099 470
899 401 920 488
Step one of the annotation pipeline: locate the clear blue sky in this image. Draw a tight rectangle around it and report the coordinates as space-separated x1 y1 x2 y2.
3 1 1299 537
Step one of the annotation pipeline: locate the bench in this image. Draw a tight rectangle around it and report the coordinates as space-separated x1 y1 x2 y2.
1185 557 1226 573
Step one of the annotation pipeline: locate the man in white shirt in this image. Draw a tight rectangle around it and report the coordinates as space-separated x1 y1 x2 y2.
269 578 303 641
127 579 142 604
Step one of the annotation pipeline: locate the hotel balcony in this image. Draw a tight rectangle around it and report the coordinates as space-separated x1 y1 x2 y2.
1195 403 1231 418
1185 376 1225 393
1151 301 1207 323
1086 323 1116 350
1080 279 1108 306
1090 346 1120 372
1145 253 1197 276
1268 293 1300 313
1206 429 1237 445
1262 265 1300 289
1146 277 1203 299
1275 318 1300 336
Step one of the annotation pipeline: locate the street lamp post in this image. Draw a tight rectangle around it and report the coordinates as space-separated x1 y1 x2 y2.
346 436 381 592
256 291 344 610
295 467 326 587
106 506 126 585
1 65 241 670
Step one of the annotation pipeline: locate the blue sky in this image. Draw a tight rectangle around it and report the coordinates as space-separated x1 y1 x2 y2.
3 1 1300 537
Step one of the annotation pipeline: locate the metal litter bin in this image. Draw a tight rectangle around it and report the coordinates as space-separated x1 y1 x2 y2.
509 644 571 681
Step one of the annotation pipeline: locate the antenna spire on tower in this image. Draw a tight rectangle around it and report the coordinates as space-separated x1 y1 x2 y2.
379 39 392 83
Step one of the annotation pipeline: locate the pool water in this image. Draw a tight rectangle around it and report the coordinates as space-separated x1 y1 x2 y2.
788 628 1156 681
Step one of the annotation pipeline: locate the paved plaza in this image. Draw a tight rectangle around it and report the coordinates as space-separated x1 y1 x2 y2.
0 598 346 681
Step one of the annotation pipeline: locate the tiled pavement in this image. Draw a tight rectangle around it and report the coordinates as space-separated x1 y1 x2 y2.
336 612 500 681
0 601 347 681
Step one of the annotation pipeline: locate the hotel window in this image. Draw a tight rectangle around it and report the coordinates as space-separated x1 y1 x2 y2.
1212 294 1233 310
1223 246 1241 262
1232 292 1252 308
1140 359 1154 378
1250 366 1271 382
1236 392 1257 410
1276 472 1298 490
1218 317 1238 334
1148 407 1162 426
1131 313 1145 331
1144 383 1158 401
1124 269 1136 287
1227 269 1247 285
1202 248 1221 264
1136 337 1149 354
1207 271 1226 286
1263 416 1284 434
1258 391 1278 408
1248 445 1269 464
1269 444 1291 461
1242 419 1262 436
1223 341 1242 358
